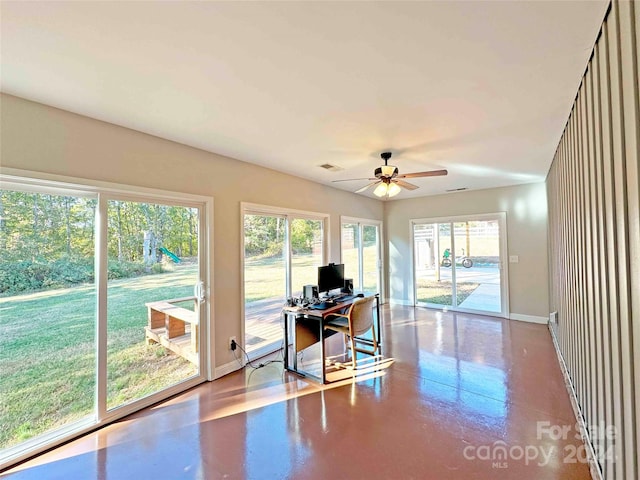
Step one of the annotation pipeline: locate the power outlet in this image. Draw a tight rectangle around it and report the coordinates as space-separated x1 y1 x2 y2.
229 336 237 350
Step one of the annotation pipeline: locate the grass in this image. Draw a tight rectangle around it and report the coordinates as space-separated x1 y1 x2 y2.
0 264 199 449
244 246 380 303
416 279 480 306
244 253 325 302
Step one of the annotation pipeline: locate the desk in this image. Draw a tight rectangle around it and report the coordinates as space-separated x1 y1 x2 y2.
282 295 380 384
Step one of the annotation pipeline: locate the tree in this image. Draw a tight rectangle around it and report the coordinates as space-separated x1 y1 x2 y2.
291 219 320 254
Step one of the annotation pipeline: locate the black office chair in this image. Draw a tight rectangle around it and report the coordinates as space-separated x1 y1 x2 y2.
324 296 379 369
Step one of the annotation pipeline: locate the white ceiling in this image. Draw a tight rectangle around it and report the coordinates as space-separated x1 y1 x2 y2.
1 1 607 199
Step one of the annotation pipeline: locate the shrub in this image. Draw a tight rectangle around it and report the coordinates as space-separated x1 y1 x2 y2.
49 257 94 286
0 261 42 294
151 263 164 274
0 260 53 294
107 260 146 280
0 257 148 295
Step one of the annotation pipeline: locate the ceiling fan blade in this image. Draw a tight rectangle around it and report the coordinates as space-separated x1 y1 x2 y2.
394 179 419 191
355 181 381 193
332 177 377 183
396 169 448 179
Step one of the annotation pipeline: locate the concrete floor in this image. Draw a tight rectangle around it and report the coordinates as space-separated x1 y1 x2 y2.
3 306 590 479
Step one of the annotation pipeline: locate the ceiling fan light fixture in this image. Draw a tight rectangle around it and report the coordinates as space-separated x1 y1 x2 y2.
387 182 402 197
374 165 399 178
334 151 445 197
382 165 397 177
373 182 389 197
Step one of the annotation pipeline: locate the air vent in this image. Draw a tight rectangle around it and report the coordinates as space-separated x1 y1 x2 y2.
318 163 343 172
446 187 468 192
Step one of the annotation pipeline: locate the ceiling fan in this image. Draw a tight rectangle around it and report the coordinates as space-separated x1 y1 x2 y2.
333 152 448 198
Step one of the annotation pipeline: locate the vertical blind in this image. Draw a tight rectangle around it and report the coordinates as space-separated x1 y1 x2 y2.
546 2 639 479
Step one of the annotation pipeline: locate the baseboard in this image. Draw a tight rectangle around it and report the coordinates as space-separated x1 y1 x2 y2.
214 360 243 379
548 325 603 480
509 313 548 324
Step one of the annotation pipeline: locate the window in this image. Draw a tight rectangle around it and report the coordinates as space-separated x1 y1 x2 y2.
341 217 383 296
242 204 328 360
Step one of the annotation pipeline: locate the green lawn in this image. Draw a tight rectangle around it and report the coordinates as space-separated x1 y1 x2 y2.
244 254 290 302
244 253 322 301
244 246 379 303
342 244 379 292
0 264 198 449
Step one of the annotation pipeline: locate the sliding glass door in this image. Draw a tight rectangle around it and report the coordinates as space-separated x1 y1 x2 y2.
342 222 361 291
341 218 382 296
106 199 200 410
0 177 209 469
453 220 502 312
290 219 324 297
412 214 507 316
362 224 381 294
0 189 97 452
243 214 287 357
414 222 453 308
243 206 327 360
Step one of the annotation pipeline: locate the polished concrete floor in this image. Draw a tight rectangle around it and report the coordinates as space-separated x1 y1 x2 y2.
3 306 591 479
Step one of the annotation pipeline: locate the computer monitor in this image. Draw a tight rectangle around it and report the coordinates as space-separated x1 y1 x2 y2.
317 263 344 296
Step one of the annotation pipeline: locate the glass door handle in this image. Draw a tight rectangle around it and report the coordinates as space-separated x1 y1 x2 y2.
194 281 206 304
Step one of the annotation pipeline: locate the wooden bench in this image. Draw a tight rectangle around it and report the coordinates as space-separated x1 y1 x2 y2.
145 296 199 365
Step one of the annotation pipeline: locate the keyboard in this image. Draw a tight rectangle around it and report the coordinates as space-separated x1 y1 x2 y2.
332 294 356 302
309 302 332 310
309 296 356 309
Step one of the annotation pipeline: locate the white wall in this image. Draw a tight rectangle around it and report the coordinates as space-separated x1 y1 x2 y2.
0 93 383 372
384 182 549 319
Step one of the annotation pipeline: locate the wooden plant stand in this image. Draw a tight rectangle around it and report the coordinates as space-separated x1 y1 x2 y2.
145 296 199 365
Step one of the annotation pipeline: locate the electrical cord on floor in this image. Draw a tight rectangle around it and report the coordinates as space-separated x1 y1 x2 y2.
232 339 284 370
